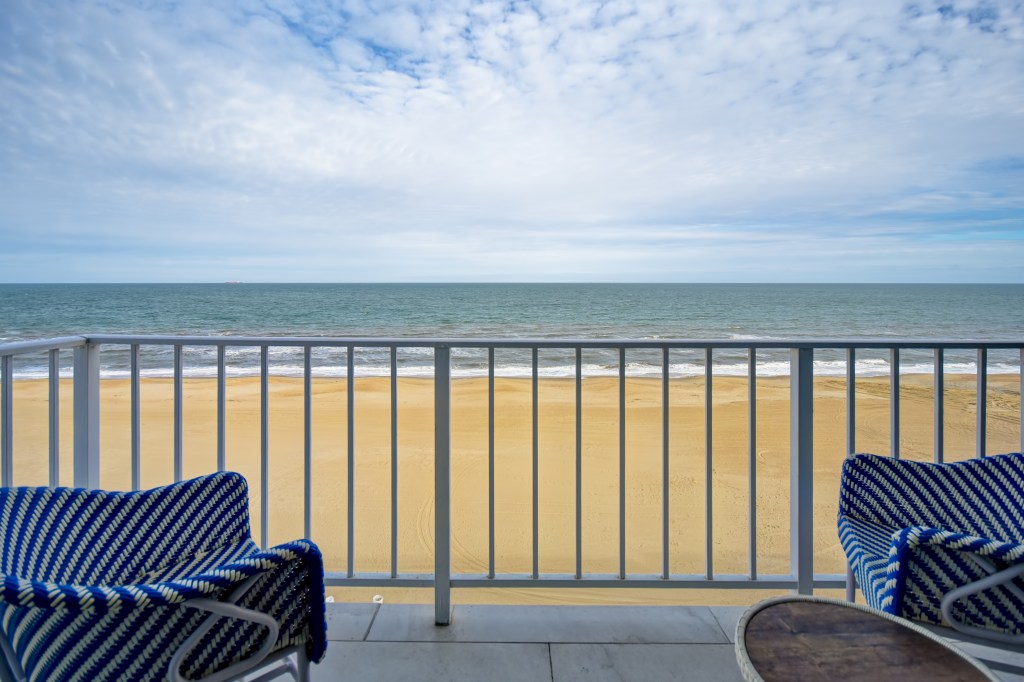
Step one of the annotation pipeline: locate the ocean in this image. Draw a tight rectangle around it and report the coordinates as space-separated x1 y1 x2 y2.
1 283 1022 379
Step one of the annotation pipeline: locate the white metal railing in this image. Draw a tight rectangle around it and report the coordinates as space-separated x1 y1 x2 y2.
1 334 1022 625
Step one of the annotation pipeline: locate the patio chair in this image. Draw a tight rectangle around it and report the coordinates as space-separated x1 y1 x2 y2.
838 452 1024 646
0 471 326 681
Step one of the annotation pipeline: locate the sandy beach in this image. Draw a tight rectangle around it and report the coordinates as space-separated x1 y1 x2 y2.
6 374 1021 606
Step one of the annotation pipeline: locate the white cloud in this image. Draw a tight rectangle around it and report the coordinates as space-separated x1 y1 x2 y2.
0 0 1022 281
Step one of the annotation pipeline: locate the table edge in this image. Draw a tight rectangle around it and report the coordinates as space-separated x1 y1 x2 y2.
733 595 1001 682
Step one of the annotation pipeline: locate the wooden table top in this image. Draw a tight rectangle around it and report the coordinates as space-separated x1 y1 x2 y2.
736 597 997 682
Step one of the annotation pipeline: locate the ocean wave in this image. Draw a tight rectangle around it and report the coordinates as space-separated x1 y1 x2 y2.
4 329 1020 382
7 356 1019 380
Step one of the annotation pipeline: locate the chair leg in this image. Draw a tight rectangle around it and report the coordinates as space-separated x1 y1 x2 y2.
241 647 308 682
293 649 310 682
846 566 856 603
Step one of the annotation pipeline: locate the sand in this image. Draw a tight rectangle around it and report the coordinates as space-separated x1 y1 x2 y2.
5 374 1021 606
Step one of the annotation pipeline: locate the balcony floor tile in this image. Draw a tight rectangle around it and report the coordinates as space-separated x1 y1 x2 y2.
367 604 730 644
551 643 744 682
708 606 746 643
939 640 1024 681
324 603 377 641
312 642 551 682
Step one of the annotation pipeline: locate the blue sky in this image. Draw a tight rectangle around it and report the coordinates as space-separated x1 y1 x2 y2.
1 0 1022 283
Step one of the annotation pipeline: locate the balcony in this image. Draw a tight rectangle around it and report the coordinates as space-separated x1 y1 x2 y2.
1 334 1023 679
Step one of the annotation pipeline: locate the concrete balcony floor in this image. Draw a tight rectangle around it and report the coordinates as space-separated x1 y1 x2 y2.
310 603 1024 681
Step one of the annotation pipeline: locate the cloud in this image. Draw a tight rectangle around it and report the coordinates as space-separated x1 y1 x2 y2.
0 0 1022 281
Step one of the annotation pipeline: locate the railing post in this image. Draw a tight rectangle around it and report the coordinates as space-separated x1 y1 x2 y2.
791 347 814 595
434 345 452 625
73 343 100 489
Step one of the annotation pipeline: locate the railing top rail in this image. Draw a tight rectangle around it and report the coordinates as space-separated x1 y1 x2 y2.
0 336 87 356
1 335 1023 355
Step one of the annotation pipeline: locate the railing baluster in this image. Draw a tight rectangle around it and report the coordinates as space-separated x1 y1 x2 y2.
347 346 355 577
575 347 582 580
934 348 944 463
846 348 855 456
304 346 312 540
748 348 757 581
434 345 452 625
619 347 627 580
217 345 226 472
890 348 900 459
130 344 140 490
662 347 670 580
705 347 713 580
174 344 183 482
533 347 539 580
977 347 987 458
791 347 814 595
390 346 399 578
1 354 12 488
260 345 269 549
488 347 496 579
73 343 100 489
49 349 60 488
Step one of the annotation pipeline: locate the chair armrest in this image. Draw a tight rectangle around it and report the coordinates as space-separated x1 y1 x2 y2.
891 526 1024 563
0 573 220 614
881 525 1024 615
0 539 328 679
0 540 324 616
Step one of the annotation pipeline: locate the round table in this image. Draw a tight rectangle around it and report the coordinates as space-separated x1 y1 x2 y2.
735 596 999 682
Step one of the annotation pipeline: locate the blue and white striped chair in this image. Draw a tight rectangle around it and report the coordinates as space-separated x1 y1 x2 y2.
839 452 1024 645
0 472 327 681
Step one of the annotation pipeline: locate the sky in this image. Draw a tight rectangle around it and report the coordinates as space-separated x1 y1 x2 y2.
1 0 1023 283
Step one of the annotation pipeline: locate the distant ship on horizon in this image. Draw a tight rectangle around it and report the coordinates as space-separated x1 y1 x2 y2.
225 280 243 284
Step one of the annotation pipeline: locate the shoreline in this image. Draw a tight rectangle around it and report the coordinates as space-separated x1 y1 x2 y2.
7 358 1023 383
4 374 1021 606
